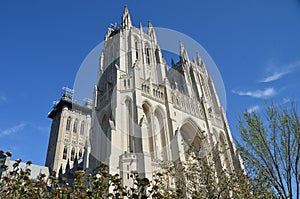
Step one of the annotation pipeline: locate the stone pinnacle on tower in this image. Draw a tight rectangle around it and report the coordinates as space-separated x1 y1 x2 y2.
147 20 157 42
180 41 189 62
122 6 132 30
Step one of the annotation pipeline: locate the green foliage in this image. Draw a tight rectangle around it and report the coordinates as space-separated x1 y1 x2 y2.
237 102 299 199
0 158 168 199
0 152 253 199
153 148 256 199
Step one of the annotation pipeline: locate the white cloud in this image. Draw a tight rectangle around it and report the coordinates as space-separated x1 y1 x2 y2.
0 123 26 137
232 87 277 99
260 61 300 83
247 105 260 113
260 71 290 83
0 121 50 137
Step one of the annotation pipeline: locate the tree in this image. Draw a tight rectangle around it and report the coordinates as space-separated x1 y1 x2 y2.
0 154 162 198
237 102 299 199
154 146 258 199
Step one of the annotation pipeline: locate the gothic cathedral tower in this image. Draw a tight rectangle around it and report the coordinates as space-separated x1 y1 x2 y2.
46 90 92 175
85 7 242 187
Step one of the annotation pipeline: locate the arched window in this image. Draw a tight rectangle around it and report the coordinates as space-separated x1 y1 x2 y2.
73 119 78 133
135 40 139 59
79 149 83 159
145 47 150 64
63 146 67 160
155 48 160 63
142 103 154 158
80 121 85 135
154 109 167 160
71 147 75 161
125 99 133 153
66 116 71 131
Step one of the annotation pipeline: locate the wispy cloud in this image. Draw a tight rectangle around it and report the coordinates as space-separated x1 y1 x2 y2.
0 95 7 104
0 123 26 137
28 123 50 133
260 61 300 83
232 87 277 99
260 71 290 83
247 105 260 113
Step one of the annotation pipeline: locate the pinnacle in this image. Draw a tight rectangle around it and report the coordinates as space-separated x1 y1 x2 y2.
122 6 132 29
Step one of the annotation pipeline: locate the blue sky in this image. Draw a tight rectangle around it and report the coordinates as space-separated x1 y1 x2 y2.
0 1 300 166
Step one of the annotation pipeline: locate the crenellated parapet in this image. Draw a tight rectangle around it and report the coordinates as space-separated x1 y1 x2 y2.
140 80 165 103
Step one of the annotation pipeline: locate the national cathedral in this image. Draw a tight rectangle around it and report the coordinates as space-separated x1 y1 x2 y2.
46 7 242 187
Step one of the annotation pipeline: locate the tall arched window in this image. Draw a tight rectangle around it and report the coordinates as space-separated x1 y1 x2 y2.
142 103 154 158
145 47 150 64
66 116 71 131
135 40 139 60
63 146 68 160
155 48 160 63
71 147 75 161
125 99 133 153
73 119 78 133
80 121 85 135
154 109 167 160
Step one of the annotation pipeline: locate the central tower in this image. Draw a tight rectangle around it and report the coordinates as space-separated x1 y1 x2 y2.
85 7 242 187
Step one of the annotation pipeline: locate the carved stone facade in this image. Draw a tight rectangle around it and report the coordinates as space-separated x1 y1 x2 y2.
46 93 92 175
46 7 242 188
84 7 243 188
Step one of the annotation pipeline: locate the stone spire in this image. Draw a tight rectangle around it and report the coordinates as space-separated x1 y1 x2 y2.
196 52 203 67
147 20 157 42
139 22 143 33
180 41 189 62
122 6 132 30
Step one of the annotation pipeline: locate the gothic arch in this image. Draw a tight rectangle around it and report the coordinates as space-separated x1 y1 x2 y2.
66 116 71 131
182 118 205 137
80 121 85 136
124 97 134 152
154 107 168 160
141 100 153 110
141 102 155 158
155 48 160 63
144 42 151 64
121 96 133 106
153 105 166 116
133 36 140 60
71 147 75 161
179 119 205 154
63 146 68 160
73 119 78 133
